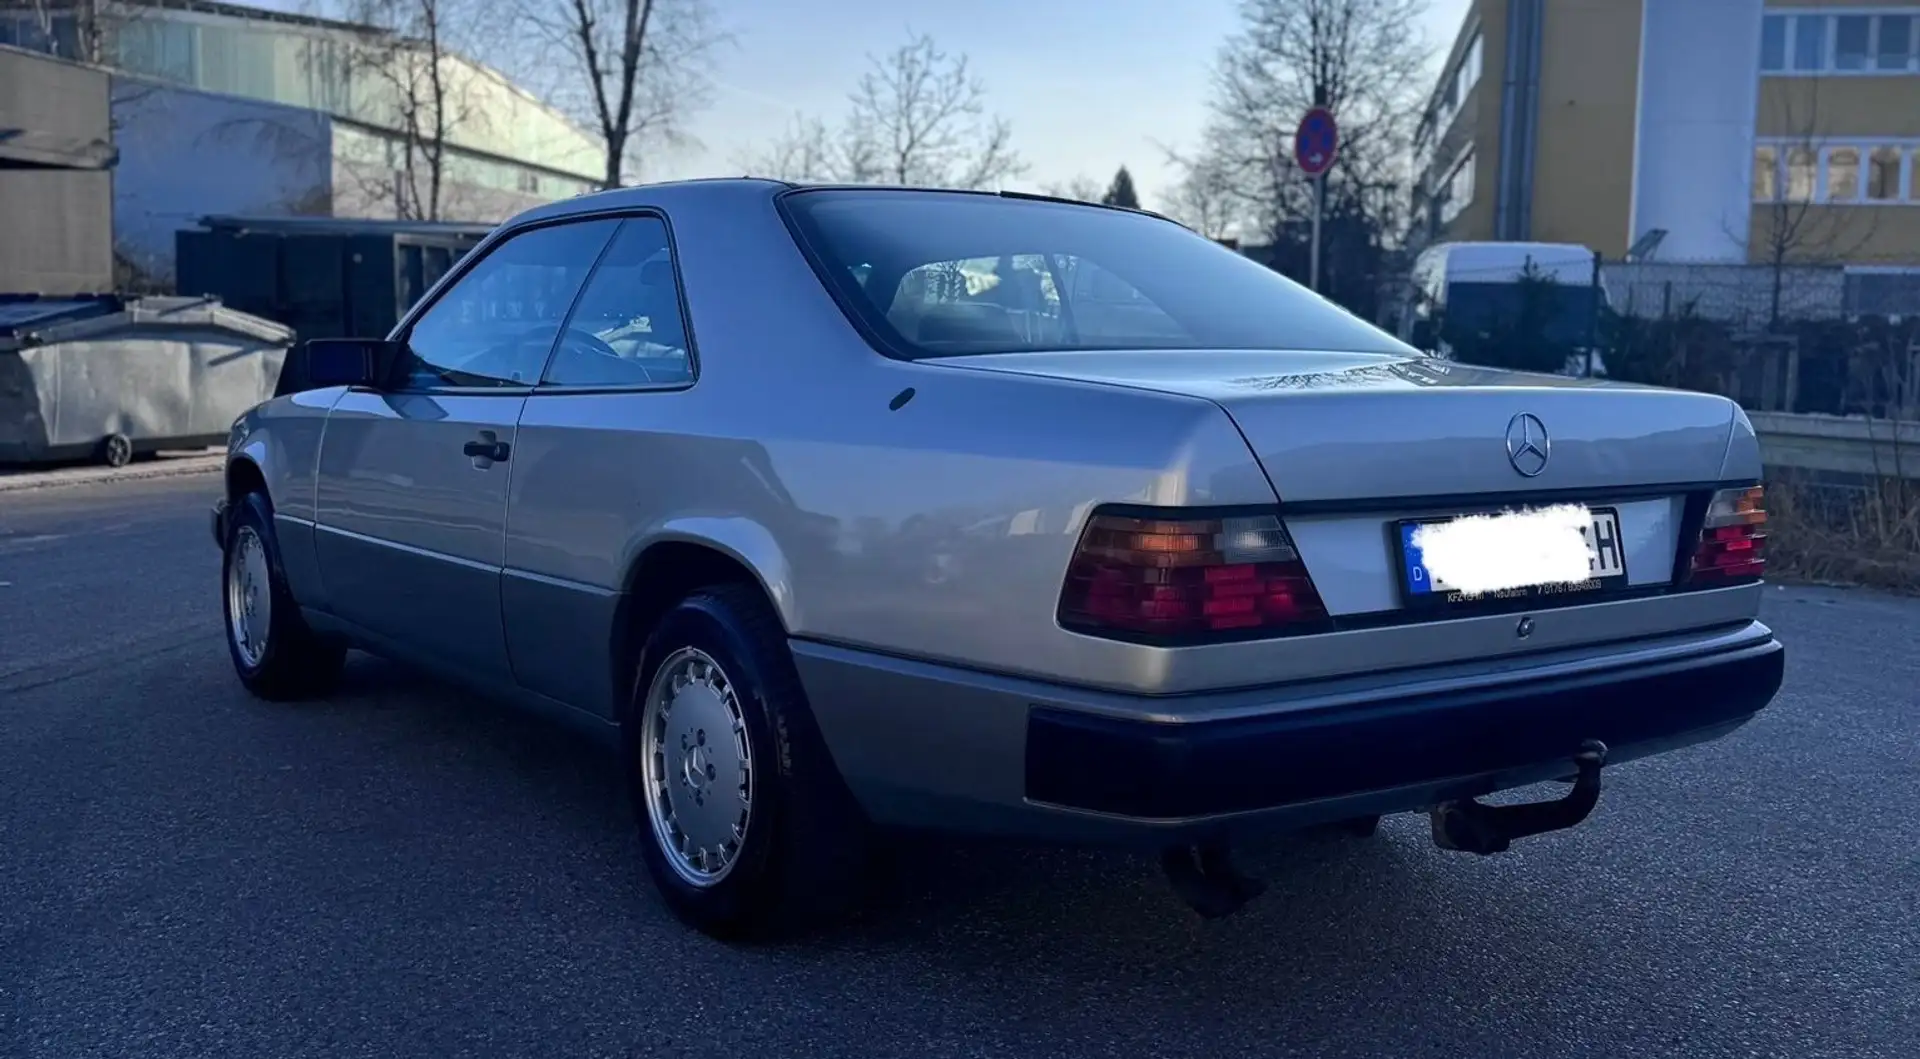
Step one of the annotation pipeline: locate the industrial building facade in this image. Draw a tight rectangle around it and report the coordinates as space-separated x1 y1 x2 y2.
0 0 605 283
0 45 115 294
1408 0 1920 269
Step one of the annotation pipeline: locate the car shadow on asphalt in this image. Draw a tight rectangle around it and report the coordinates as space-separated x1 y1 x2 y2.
319 651 1613 1013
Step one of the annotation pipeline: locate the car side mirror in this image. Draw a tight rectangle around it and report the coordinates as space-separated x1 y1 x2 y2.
304 338 406 389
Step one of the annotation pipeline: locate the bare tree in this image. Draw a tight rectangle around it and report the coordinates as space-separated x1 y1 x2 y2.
846 33 1024 188
1196 0 1429 279
522 0 724 187
1041 174 1106 202
1162 150 1239 239
743 32 1026 190
337 0 486 221
3 0 167 86
6 0 110 63
1750 74 1875 326
745 114 837 182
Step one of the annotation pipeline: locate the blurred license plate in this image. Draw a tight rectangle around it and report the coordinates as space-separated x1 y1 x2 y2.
1398 506 1628 604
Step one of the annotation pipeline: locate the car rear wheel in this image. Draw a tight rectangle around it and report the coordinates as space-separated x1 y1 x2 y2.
627 584 871 940
222 491 346 701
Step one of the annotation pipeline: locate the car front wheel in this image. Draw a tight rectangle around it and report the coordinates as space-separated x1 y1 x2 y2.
627 584 871 940
222 491 346 701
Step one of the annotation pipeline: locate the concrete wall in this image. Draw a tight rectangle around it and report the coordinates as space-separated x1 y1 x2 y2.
1631 0 1766 263
110 76 333 285
0 46 114 294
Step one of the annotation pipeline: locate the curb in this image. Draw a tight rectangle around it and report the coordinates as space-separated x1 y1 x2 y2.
0 453 224 494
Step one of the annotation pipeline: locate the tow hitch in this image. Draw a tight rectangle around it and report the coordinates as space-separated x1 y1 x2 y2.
1162 842 1267 919
1161 740 1611 918
1429 739 1610 855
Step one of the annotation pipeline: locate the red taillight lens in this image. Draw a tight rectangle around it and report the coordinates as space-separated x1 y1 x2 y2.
1058 512 1329 639
1686 485 1767 585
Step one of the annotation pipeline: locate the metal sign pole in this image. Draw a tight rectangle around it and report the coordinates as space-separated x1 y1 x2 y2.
1294 103 1337 297
1310 174 1324 294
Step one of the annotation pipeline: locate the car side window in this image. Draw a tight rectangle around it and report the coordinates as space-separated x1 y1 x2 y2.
1060 258 1191 344
399 219 619 389
540 216 694 388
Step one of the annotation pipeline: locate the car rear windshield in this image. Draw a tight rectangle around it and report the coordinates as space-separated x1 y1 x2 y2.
779 188 1410 360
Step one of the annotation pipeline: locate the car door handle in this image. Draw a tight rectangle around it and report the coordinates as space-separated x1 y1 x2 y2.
463 435 510 463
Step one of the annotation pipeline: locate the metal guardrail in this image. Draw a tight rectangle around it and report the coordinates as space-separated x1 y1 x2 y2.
1751 411 1920 482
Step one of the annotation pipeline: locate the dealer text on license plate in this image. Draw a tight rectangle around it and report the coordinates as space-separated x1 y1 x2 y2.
1398 506 1628 602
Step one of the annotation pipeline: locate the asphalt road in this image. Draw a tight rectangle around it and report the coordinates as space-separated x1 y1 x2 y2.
3 473 1916 1059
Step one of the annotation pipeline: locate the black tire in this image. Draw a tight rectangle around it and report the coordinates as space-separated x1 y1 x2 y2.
625 583 871 940
99 433 133 468
222 491 347 701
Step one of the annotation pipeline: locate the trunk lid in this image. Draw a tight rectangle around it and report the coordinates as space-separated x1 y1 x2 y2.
932 349 1737 503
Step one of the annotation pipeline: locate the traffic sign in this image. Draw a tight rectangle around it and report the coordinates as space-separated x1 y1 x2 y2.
1294 106 1339 177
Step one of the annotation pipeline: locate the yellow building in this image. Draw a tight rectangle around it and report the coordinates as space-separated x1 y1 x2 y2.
1409 0 1920 268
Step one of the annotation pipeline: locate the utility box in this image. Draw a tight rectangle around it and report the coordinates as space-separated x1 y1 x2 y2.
0 295 291 466
174 215 493 346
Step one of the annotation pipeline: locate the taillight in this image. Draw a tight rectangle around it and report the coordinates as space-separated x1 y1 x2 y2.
1685 485 1767 585
1057 512 1329 640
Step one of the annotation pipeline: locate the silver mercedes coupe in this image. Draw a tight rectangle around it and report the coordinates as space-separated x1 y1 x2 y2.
212 178 1784 938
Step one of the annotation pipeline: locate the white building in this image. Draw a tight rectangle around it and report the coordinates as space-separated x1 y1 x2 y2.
0 0 606 282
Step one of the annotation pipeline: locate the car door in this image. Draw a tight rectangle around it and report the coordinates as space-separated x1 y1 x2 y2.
499 214 700 715
313 218 621 679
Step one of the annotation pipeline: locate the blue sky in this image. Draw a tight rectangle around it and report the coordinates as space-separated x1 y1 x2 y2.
277 0 1471 210
659 0 1472 206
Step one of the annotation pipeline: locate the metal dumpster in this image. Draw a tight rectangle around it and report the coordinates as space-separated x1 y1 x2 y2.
175 214 491 349
0 294 291 467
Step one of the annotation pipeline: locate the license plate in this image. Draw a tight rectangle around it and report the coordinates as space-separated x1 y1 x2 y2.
1398 505 1628 605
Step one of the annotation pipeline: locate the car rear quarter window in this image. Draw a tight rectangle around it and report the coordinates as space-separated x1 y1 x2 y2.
779 189 1410 359
402 219 619 388
541 216 694 388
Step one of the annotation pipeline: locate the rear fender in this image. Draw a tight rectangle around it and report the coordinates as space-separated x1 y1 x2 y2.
620 516 801 632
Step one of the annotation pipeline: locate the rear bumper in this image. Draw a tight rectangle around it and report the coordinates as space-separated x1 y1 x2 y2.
793 621 1784 846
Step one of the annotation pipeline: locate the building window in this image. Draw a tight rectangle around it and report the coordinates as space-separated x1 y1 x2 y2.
1761 15 1788 72
1868 146 1903 200
1834 15 1872 70
1753 145 1779 201
1785 146 1819 201
115 19 198 84
1438 148 1474 224
1765 10 1920 74
1760 139 1920 205
1883 15 1917 70
1825 147 1861 200
1420 30 1482 152
1792 14 1827 70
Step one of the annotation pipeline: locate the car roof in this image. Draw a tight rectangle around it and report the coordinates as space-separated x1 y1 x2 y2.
508 177 1172 230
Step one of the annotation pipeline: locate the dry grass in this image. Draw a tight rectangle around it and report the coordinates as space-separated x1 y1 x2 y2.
1764 473 1920 594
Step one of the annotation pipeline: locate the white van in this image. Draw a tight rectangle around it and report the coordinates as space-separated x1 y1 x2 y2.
1399 241 1610 374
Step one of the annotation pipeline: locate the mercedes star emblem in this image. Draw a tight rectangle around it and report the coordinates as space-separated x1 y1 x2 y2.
1505 413 1550 477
